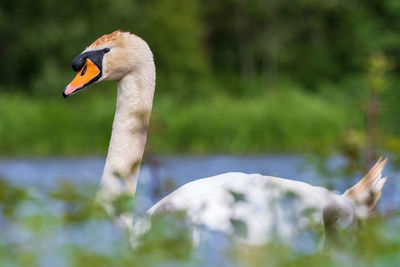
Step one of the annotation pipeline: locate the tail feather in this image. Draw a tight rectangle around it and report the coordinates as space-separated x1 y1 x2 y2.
343 157 388 216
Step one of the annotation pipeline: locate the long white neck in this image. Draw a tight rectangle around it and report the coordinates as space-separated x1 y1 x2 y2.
96 61 155 213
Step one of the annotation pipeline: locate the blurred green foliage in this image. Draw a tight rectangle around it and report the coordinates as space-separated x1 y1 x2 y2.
0 0 207 97
1 0 400 156
0 178 399 266
0 87 354 156
2 0 400 94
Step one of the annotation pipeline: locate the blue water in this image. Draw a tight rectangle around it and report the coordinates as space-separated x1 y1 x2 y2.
0 155 399 266
0 155 398 211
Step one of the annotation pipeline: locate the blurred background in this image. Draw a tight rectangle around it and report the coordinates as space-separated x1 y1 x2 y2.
1 0 400 159
1 0 400 266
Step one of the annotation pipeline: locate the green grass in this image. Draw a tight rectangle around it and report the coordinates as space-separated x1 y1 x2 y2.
152 89 354 154
0 91 115 156
0 87 360 156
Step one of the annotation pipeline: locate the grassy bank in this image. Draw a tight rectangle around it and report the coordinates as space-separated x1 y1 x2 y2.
152 89 356 154
0 85 361 157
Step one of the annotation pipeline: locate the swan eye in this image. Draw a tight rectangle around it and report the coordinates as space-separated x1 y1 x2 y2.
81 65 87 76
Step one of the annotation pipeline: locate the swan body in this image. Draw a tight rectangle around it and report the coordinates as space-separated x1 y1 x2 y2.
63 31 388 245
147 156 386 245
148 172 337 244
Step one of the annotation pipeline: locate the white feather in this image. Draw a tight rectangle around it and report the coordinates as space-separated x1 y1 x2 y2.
148 172 344 244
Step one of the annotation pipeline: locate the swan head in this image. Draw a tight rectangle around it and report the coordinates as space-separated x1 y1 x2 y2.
63 30 153 97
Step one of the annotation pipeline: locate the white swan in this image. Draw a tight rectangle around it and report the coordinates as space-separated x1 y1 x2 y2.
63 31 388 245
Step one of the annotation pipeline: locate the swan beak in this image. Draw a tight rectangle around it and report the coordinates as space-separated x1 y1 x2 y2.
63 58 101 98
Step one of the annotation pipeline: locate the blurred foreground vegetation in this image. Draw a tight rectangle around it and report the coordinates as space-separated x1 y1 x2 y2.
0 178 399 266
1 0 400 157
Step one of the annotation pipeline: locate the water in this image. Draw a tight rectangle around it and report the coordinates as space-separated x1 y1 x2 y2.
0 155 399 266
0 154 398 211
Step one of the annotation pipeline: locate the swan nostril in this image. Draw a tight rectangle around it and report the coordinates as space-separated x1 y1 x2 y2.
81 65 87 76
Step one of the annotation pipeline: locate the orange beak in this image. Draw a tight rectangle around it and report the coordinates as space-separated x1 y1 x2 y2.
63 58 101 97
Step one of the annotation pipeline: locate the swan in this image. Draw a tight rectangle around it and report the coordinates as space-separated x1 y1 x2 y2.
63 30 388 245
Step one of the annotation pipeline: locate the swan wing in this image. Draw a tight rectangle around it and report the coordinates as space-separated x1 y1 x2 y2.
147 172 337 244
